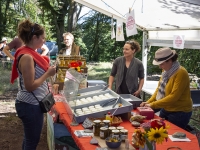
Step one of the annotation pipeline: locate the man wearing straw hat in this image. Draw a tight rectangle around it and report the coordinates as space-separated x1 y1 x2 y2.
140 47 193 130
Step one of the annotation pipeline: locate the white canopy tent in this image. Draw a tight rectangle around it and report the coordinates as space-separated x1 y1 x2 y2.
74 0 200 85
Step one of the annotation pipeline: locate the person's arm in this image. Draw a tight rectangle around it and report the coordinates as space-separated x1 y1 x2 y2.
108 59 118 90
19 54 56 92
2 45 15 60
40 44 49 56
133 78 144 97
108 76 114 90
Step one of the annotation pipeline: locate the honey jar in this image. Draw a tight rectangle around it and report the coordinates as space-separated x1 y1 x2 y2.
111 129 120 138
108 126 116 137
120 129 128 142
117 126 124 130
100 127 108 139
60 58 65 67
93 120 101 136
103 120 111 128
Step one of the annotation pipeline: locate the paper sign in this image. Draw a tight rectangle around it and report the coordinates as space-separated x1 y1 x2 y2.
126 10 138 37
116 20 125 41
173 35 185 49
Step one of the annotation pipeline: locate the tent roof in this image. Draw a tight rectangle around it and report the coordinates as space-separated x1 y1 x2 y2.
74 0 200 31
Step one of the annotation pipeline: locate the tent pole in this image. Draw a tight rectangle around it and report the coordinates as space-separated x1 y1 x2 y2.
142 31 148 83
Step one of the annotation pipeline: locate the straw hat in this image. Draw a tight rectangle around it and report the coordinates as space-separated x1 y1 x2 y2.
153 47 176 65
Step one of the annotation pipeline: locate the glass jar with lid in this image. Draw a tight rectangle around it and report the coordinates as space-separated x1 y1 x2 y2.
117 126 124 130
100 127 108 139
93 120 101 136
120 129 128 142
108 126 116 137
111 129 120 138
103 120 111 128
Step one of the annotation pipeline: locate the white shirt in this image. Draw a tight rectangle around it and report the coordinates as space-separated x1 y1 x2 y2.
65 49 71 55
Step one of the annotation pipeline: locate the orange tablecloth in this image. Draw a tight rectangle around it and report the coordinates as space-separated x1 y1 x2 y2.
53 102 199 150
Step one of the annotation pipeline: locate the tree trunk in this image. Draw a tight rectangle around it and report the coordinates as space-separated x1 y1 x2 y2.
67 1 82 31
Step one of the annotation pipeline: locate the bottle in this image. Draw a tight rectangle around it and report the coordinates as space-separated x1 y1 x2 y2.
106 112 112 122
125 139 129 149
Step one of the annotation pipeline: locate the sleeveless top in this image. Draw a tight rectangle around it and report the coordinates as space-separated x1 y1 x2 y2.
16 60 48 105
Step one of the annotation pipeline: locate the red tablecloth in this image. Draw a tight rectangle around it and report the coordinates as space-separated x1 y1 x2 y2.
53 101 199 150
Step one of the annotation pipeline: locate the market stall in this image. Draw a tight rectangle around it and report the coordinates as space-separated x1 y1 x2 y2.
48 53 199 149
48 101 199 150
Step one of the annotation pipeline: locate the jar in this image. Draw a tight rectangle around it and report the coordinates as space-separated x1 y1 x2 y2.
64 57 69 67
108 126 116 137
60 58 65 67
103 120 111 128
81 57 86 67
111 129 120 138
100 127 108 139
120 129 128 142
117 126 124 130
93 120 101 136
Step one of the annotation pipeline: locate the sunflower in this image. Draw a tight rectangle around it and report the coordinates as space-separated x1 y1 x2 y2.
147 127 168 144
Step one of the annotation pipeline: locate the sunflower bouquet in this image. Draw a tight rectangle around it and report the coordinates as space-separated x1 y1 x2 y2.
132 118 169 150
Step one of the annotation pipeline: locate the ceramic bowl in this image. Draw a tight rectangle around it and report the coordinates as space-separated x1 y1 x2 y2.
105 137 121 149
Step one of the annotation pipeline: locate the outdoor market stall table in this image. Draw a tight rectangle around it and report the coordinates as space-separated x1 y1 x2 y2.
52 101 199 150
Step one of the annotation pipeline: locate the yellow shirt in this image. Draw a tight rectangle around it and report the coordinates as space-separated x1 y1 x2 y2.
147 66 193 112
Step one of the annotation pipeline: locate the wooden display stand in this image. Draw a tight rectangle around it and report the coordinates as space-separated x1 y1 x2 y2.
53 55 88 91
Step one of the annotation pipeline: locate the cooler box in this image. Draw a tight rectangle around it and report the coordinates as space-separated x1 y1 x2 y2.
137 107 154 119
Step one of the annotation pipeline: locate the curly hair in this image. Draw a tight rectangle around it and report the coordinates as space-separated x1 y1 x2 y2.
17 19 44 44
125 39 141 53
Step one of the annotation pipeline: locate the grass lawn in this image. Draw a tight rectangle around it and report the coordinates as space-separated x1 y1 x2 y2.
0 63 18 95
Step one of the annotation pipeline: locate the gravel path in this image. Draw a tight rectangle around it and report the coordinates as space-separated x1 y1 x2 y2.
0 90 17 114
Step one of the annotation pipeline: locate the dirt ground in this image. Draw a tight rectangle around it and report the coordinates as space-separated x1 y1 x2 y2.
0 90 48 150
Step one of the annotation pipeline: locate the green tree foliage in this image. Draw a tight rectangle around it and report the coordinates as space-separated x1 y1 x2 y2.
37 0 82 49
77 10 144 62
0 0 43 39
0 1 200 77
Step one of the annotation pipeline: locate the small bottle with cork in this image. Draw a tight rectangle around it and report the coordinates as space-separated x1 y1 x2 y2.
105 112 113 122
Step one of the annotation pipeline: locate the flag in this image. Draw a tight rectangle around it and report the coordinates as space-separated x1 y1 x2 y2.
126 9 137 37
116 20 125 41
173 35 184 49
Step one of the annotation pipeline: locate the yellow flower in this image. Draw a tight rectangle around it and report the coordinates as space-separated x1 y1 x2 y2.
134 129 146 147
147 127 168 144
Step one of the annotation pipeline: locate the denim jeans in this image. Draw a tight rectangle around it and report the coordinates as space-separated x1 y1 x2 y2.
159 108 192 130
15 100 44 150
